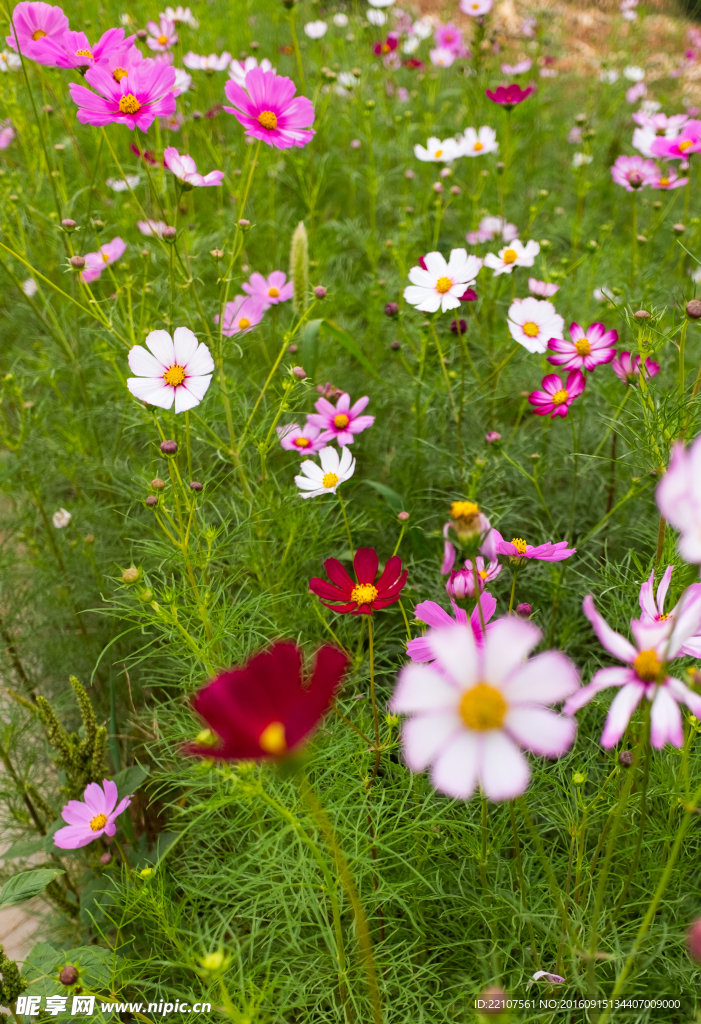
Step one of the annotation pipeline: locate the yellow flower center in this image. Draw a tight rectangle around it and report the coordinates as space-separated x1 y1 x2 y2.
502 248 518 264
334 413 350 428
659 177 669 186
113 67 128 81
679 139 693 151
551 389 568 405
479 569 489 579
659 612 669 620
351 583 378 605
119 93 141 115
32 29 47 40
522 321 540 337
575 338 591 356
90 813 107 831
101 252 111 263
258 110 278 130
75 48 94 57
460 683 507 731
295 437 310 448
268 286 280 297
158 34 168 44
238 317 250 330
164 365 186 386
259 721 286 754
436 276 453 293
322 472 339 489
633 648 663 683
510 537 527 554
381 42 390 53
474 141 483 151
451 500 479 520
435 148 443 158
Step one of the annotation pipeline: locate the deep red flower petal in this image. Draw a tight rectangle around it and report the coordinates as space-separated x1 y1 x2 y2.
319 599 358 614
309 578 351 602
375 555 404 594
354 547 379 584
323 557 355 594
285 645 349 746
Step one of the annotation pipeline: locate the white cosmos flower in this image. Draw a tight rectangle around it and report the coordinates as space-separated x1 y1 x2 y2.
624 64 645 81
459 126 498 157
336 72 358 94
430 46 455 67
0 51 21 70
367 9 387 25
390 618 579 802
402 35 420 53
127 327 214 414
304 20 328 37
484 238 540 276
412 16 434 39
295 445 356 499
404 249 483 314
368 0 395 6
414 136 461 162
333 13 348 26
53 508 72 528
164 5 198 26
22 278 37 297
183 51 232 71
507 297 564 354
173 68 192 93
228 56 275 87
600 69 619 84
106 175 140 192
572 152 592 167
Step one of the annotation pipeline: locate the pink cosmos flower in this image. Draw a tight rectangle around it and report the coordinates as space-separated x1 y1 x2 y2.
408 594 497 657
446 556 502 599
637 566 701 657
564 593 701 748
529 371 586 418
485 83 535 109
0 119 14 149
80 236 126 284
54 780 132 849
547 322 618 372
69 61 176 131
163 146 224 187
625 81 646 103
31 27 131 69
610 154 657 190
528 278 559 297
146 16 177 52
277 422 326 454
137 218 168 236
656 435 701 563
632 110 688 132
391 617 579 801
216 295 266 336
612 351 660 384
649 169 688 189
307 392 374 447
492 529 575 563
460 0 493 15
6 1 68 61
501 59 532 75
223 68 315 150
127 326 214 413
434 23 466 55
242 270 294 308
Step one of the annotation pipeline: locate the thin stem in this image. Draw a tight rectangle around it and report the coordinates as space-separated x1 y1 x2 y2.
508 572 518 614
366 617 382 789
337 491 354 558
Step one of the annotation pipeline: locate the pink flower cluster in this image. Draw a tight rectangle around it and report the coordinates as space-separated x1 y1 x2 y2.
216 270 293 337
278 392 374 454
527 319 618 419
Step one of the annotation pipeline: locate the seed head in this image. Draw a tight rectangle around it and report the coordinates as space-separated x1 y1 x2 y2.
160 439 178 455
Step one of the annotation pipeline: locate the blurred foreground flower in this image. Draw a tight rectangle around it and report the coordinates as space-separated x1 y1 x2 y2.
310 547 407 615
185 642 348 759
54 780 132 849
391 617 579 801
638 566 701 657
442 500 495 573
126 327 214 413
224 67 315 149
295 445 355 499
657 434 701 563
409 595 496 656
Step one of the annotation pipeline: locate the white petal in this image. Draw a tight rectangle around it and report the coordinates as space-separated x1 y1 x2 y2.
423 251 448 276
403 285 441 312
426 624 478 689
145 329 175 367
172 326 199 365
503 651 580 705
128 344 164 378
482 618 541 685
600 683 645 747
391 662 461 713
430 731 480 799
295 475 323 490
174 378 208 413
299 460 324 481
181 374 212 402
504 706 576 757
401 712 462 771
649 686 683 748
479 731 530 801
127 377 174 409
318 447 340 473
407 267 436 288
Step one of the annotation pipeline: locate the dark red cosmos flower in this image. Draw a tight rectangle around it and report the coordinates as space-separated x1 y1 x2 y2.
310 547 408 615
403 58 424 69
485 83 535 110
185 642 348 758
373 33 398 56
418 256 477 301
130 144 160 165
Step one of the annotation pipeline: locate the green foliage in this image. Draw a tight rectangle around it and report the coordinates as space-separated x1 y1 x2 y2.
35 676 107 800
0 868 64 907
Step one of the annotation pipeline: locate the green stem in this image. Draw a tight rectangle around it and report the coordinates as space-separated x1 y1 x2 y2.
337 491 354 558
366 616 382 789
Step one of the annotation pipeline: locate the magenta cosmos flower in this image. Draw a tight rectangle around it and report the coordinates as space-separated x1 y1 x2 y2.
242 270 294 308
307 392 374 447
610 154 657 191
69 61 176 131
492 529 575 563
391 617 579 801
446 556 501 599
80 235 125 284
224 68 315 149
54 780 132 849
529 370 585 419
163 146 223 187
564 593 701 749
547 322 617 372
408 594 497 657
277 422 325 454
7 1 68 61
216 295 266 336
127 326 214 413
485 83 535 109
373 33 398 56
612 351 660 384
32 27 131 70
651 120 701 160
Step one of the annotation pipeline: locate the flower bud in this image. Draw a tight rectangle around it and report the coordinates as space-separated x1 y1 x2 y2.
439 167 452 179
451 185 461 195
70 255 85 269
405 169 415 180
145 495 158 508
139 867 153 879
495 161 505 174
516 602 532 618
192 109 203 120
92 219 104 230
288 344 298 353
618 749 634 767
291 366 306 379
539 239 551 250
628 171 644 188
478 986 508 1015
433 182 444 193
62 218 76 232
688 919 701 962
59 966 79 986
674 222 686 234
42 104 53 115
586 239 598 251
237 218 250 229
634 309 650 320
162 225 177 242
160 439 178 455
390 340 401 350
84 534 95 544
151 477 166 490
350 139 361 149
446 568 476 600
136 28 147 38
450 318 467 335
121 567 140 584
189 481 203 491
99 852 112 865
200 951 225 971
384 301 399 317
687 299 701 319
289 220 309 317
210 248 223 259
398 511 410 521
314 285 327 299
486 431 502 445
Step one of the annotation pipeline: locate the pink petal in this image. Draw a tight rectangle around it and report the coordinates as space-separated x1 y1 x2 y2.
582 595 636 663
479 732 530 801
401 712 463 771
601 682 646 747
430 731 480 799
504 706 576 757
503 650 580 704
649 686 683 748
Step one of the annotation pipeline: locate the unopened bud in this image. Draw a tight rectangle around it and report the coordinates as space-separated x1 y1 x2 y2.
62 218 76 231
99 852 112 865
210 248 223 259
405 169 415 180
486 431 502 445
450 318 467 335
478 986 508 1015
495 161 505 174
162 225 177 242
189 481 203 491
674 222 686 234
618 750 634 767
314 285 327 299
451 185 461 195
160 439 178 455
59 966 79 986
151 477 165 490
634 309 650 320
433 182 444 193
237 218 250 229
397 511 410 521
121 567 140 584
385 301 399 317
84 534 95 544
687 299 701 319
92 219 104 230
70 256 85 269
42 104 53 115
390 340 401 350
145 495 158 508
136 28 148 38
516 602 532 618
291 366 306 378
